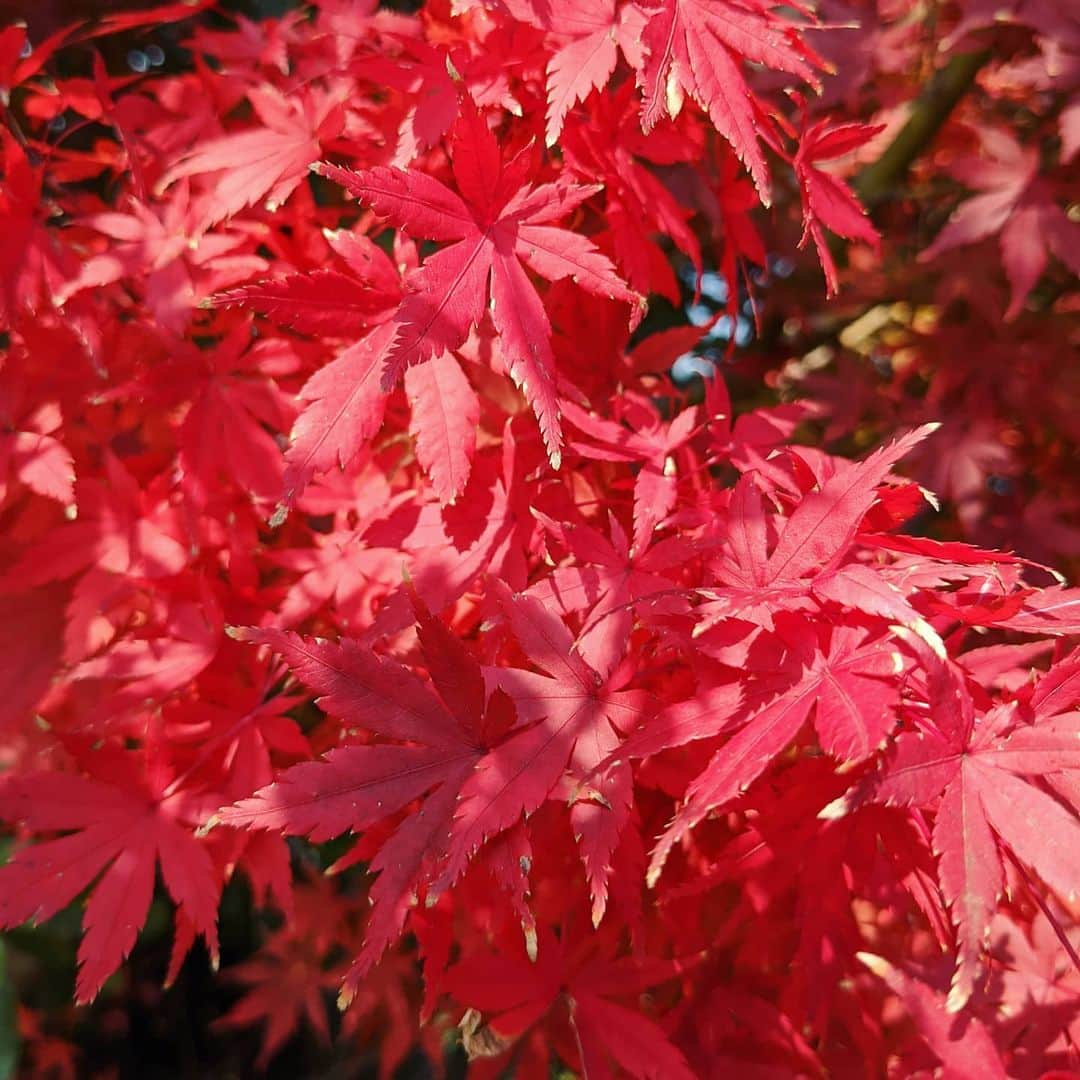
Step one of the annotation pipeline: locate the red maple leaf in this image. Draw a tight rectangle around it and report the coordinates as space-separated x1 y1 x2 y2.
647 619 901 885
217 592 515 1001
542 0 644 147
634 0 820 201
696 425 936 629
831 632 1080 1012
175 321 297 508
214 874 347 1068
562 393 701 555
432 580 649 923
0 373 74 506
210 229 401 338
404 348 480 504
1 453 190 590
559 84 702 303
446 924 696 1079
987 912 1080 1064
219 225 483 509
54 187 266 334
158 85 345 226
919 128 1080 319
0 131 76 322
793 118 883 295
358 37 461 165
0 749 220 1003
527 508 695 677
316 100 643 465
858 953 1008 1078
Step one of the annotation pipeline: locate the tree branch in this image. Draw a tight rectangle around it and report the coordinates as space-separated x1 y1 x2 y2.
855 49 991 207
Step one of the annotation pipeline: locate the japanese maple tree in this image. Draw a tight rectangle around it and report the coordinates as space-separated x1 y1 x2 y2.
1 0 1078 1077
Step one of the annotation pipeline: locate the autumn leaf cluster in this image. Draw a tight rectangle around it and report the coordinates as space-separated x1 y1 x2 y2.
1 1 1079 1076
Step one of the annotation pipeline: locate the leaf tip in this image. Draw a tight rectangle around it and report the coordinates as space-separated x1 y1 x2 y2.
855 951 889 978
196 813 221 837
818 795 849 821
945 981 971 1014
908 618 948 659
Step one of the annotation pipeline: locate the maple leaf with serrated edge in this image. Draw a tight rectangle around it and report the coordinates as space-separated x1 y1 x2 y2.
0 453 190 592
357 39 460 166
53 185 267 335
542 0 644 147
634 0 821 203
0 753 219 1004
216 232 404 521
428 580 648 925
696 425 937 631
857 954 1008 1079
647 620 901 886
712 150 769 321
793 119 883 296
218 222 480 510
997 586 1080 636
0 128 78 323
445 924 696 1079
213 874 347 1068
216 922 337 1069
986 911 1080 1062
158 85 345 226
273 320 398 524
208 230 401 338
404 350 480 505
559 84 703 303
216 592 515 1003
527 508 695 678
562 395 701 556
1025 646 1080 722
762 425 935 583
209 269 392 338
315 99 643 466
176 322 296 508
829 631 1080 1013
704 373 807 481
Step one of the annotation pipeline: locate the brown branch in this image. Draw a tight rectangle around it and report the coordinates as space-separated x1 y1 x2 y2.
855 48 991 208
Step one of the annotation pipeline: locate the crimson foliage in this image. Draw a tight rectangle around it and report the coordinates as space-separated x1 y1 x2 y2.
1 1 1079 1076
